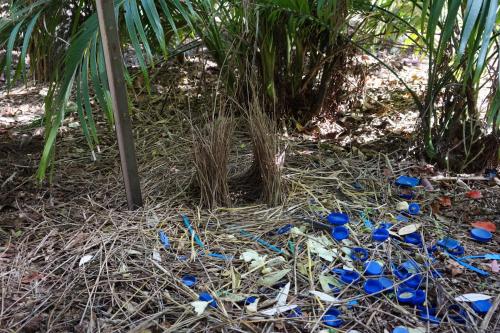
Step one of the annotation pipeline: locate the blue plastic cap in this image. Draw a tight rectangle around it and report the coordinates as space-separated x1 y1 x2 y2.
379 277 394 290
364 279 383 295
400 260 420 273
331 226 349 241
380 222 394 230
364 261 384 275
397 289 416 304
350 247 369 262
340 270 361 284
447 245 465 255
199 292 217 308
182 275 197 287
408 203 420 215
395 176 420 187
448 304 468 323
417 305 437 316
471 300 492 314
437 238 460 250
327 212 349 225
410 289 426 305
470 228 492 242
404 232 422 246
392 327 410 333
372 228 390 242
323 309 343 327
403 274 423 289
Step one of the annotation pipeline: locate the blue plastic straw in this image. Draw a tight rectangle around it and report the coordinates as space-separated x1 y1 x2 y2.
239 229 285 254
182 215 205 248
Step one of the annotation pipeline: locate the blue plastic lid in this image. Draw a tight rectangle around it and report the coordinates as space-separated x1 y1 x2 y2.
380 222 394 229
471 300 492 314
199 292 218 308
448 304 468 324
364 279 384 295
417 304 437 316
327 212 349 225
397 289 416 303
350 247 369 262
275 224 292 235
331 226 349 241
182 275 197 287
379 277 394 290
408 203 420 215
395 176 420 187
372 228 390 242
410 289 426 305
400 260 420 273
470 228 492 242
396 214 409 222
392 327 410 333
404 232 422 246
437 238 460 250
447 245 465 256
403 274 423 289
322 309 343 327
340 270 361 284
364 261 384 275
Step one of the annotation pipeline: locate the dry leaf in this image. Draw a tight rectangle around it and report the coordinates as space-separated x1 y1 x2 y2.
191 301 210 315
438 196 452 207
489 260 499 273
466 190 482 199
454 293 492 302
398 223 421 236
257 269 291 286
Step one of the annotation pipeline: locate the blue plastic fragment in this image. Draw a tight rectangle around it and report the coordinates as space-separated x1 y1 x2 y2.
395 176 420 187
364 261 384 275
327 212 350 225
448 304 468 323
245 296 257 305
403 274 423 289
346 300 358 308
437 238 460 250
417 305 437 316
207 252 233 260
275 224 293 235
400 260 420 273
182 275 197 287
396 214 409 222
379 277 394 290
352 182 363 191
485 168 497 179
471 300 492 314
158 230 170 249
199 292 218 308
392 326 410 333
447 245 465 256
364 279 384 295
419 313 440 324
287 307 303 318
396 289 415 304
380 222 394 229
322 308 343 327
339 270 361 284
399 192 415 200
470 228 492 242
239 229 285 254
408 203 420 215
410 289 426 305
372 228 390 242
182 215 205 248
350 247 369 262
331 226 349 241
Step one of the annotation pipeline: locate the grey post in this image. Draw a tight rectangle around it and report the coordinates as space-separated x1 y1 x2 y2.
96 0 143 209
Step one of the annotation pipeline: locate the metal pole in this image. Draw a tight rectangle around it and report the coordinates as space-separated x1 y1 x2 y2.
96 0 143 209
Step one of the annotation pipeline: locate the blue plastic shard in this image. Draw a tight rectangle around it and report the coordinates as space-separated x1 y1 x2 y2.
275 224 293 235
158 230 170 249
395 176 420 187
239 229 285 254
182 215 205 248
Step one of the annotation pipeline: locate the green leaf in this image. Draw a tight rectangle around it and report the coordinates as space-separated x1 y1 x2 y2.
141 0 167 55
4 19 25 89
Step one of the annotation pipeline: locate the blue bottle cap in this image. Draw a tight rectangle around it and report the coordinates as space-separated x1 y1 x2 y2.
340 270 361 284
419 313 440 324
399 192 415 200
448 304 467 323
403 274 423 289
417 304 437 316
331 226 349 241
364 279 383 295
395 176 420 187
245 296 257 305
322 309 343 327
372 228 390 242
275 224 292 235
471 299 492 314
380 222 394 229
408 203 420 215
350 247 369 262
379 277 394 290
396 214 409 222
392 327 410 333
400 260 420 273
396 289 416 303
392 264 410 280
182 275 197 287
327 212 349 225
410 289 426 305
470 228 492 242
199 292 218 308
364 261 384 275
447 245 464 255
404 232 422 246
437 238 460 250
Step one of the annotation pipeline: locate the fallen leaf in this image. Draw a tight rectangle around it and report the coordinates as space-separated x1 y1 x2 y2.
421 178 434 191
471 220 496 233
191 301 210 315
79 254 93 266
152 251 161 262
310 290 341 303
276 282 290 307
21 272 43 283
398 223 421 236
257 269 291 286
454 293 492 302
466 190 482 199
446 259 463 277
246 298 259 313
319 275 342 292
438 196 452 207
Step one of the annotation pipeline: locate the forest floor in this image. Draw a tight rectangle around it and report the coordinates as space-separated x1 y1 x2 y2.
0 52 499 333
